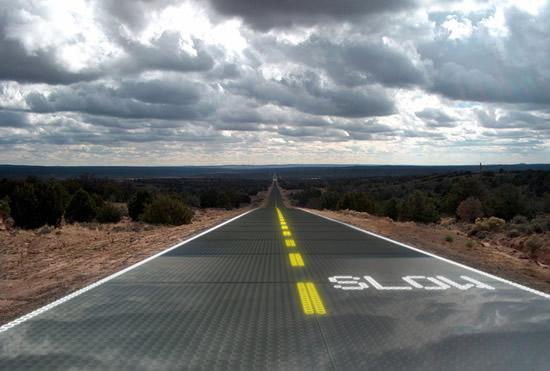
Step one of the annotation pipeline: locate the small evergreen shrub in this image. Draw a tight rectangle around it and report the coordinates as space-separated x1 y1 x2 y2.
141 195 193 225
65 189 96 223
524 235 543 255
128 189 154 221
96 203 122 223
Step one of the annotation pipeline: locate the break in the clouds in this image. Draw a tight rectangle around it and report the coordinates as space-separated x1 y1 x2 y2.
0 0 549 166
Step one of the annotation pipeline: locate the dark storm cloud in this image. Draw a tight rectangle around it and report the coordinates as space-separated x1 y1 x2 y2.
25 80 214 120
223 70 395 118
116 79 203 105
0 110 28 128
476 108 550 130
206 0 416 31
415 108 457 128
277 36 427 88
337 120 397 134
277 126 349 141
0 23 100 85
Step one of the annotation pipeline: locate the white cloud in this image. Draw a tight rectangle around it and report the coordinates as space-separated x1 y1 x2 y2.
0 0 549 165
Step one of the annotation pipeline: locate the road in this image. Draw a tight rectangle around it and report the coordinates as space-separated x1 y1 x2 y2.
1 184 550 370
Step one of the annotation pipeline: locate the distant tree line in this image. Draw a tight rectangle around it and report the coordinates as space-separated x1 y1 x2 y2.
281 169 550 224
0 175 269 229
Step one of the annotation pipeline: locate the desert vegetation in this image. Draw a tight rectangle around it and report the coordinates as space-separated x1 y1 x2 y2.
0 175 270 229
281 169 550 263
281 169 550 223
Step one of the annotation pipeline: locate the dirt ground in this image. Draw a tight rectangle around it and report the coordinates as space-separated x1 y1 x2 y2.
280 189 550 295
0 188 270 325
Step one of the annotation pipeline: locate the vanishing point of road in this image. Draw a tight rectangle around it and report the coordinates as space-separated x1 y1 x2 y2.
1 183 550 370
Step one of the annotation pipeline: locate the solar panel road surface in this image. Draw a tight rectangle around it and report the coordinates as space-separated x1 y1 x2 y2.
1 185 550 370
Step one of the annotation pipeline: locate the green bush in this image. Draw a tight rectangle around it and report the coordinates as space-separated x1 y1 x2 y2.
96 203 122 223
320 191 341 210
399 190 440 224
475 217 505 232
141 195 193 225
445 235 454 243
524 235 543 255
382 198 400 221
337 191 376 213
65 189 96 223
466 240 474 248
128 189 154 221
9 180 67 229
200 189 219 208
444 177 484 213
0 196 11 219
491 184 526 220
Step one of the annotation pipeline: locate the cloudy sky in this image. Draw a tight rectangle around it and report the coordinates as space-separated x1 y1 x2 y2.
0 0 549 166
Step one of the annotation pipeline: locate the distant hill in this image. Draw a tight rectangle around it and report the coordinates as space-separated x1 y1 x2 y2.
1 164 549 180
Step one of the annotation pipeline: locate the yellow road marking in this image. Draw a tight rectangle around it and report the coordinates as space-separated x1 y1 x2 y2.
285 239 296 247
289 254 298 266
281 225 288 230
306 283 326 315
297 283 314 314
295 253 304 266
283 231 291 236
289 253 305 267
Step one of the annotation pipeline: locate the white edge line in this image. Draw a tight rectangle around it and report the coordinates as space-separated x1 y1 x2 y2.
298 208 550 300
0 208 258 333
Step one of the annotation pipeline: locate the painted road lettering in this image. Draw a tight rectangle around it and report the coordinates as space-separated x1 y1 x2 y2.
329 275 495 291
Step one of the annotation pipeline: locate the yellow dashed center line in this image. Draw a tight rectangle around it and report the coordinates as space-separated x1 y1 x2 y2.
289 253 305 267
306 283 326 315
294 253 304 266
277 208 327 315
289 253 298 266
297 283 314 314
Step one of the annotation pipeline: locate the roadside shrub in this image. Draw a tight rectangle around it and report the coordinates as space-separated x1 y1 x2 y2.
506 229 521 238
91 193 105 209
382 198 400 221
200 189 219 208
9 180 67 228
240 194 251 205
96 203 122 223
337 191 376 214
510 215 528 225
216 191 233 210
128 189 154 221
476 216 506 232
528 215 549 234
65 189 96 223
524 235 543 255
185 194 201 208
320 191 341 210
456 197 483 223
491 184 526 220
466 240 474 248
445 235 454 243
141 195 193 225
399 190 440 224
0 196 11 219
475 217 506 232
444 177 484 213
